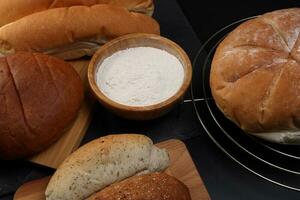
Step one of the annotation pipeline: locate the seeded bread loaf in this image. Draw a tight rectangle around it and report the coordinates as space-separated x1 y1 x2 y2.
45 134 170 200
87 172 192 200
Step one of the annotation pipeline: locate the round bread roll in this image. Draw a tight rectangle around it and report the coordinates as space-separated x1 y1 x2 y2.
87 172 191 200
45 134 170 200
0 52 83 159
210 8 300 144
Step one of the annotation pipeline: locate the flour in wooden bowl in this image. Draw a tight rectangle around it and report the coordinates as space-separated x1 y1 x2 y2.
96 47 184 106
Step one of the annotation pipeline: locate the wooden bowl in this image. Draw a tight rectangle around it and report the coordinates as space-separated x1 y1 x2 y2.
88 33 192 120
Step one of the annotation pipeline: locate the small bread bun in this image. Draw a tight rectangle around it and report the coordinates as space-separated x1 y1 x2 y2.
88 172 191 200
210 8 300 144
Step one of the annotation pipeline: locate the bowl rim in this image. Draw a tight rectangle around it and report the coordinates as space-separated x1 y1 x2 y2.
87 33 192 112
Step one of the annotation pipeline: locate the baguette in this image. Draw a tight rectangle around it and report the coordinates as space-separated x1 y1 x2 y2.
45 134 170 200
0 5 160 60
0 0 154 27
88 173 192 200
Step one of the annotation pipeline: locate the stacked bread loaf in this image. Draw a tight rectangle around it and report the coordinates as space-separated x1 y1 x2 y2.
0 0 159 60
0 0 154 27
45 134 191 200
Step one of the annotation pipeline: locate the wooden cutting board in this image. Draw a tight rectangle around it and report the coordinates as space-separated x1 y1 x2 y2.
29 60 95 169
15 139 210 200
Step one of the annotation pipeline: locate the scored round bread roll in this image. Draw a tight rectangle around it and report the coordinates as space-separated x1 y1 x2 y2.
0 0 154 27
45 134 170 200
87 172 191 200
210 8 300 144
0 52 83 159
0 5 160 60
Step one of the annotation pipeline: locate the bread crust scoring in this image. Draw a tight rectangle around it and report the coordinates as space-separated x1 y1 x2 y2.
210 8 300 134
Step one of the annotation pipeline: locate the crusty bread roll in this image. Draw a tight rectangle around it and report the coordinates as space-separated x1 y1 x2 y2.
0 52 83 159
0 0 154 27
45 134 169 200
87 172 191 200
210 8 300 144
0 5 160 60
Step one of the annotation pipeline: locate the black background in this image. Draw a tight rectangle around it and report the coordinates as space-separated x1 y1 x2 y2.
1 0 300 199
177 0 300 42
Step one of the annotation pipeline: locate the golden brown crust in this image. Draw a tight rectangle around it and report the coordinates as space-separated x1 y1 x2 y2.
210 8 300 133
87 173 191 200
0 52 83 159
0 0 154 27
0 5 160 60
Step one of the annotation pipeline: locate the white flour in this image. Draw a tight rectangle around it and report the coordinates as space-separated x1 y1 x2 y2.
96 47 184 106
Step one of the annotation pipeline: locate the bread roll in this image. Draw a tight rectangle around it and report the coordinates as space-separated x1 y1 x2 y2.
0 5 160 60
88 172 191 200
45 134 170 200
0 0 154 27
0 52 83 159
210 8 300 143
